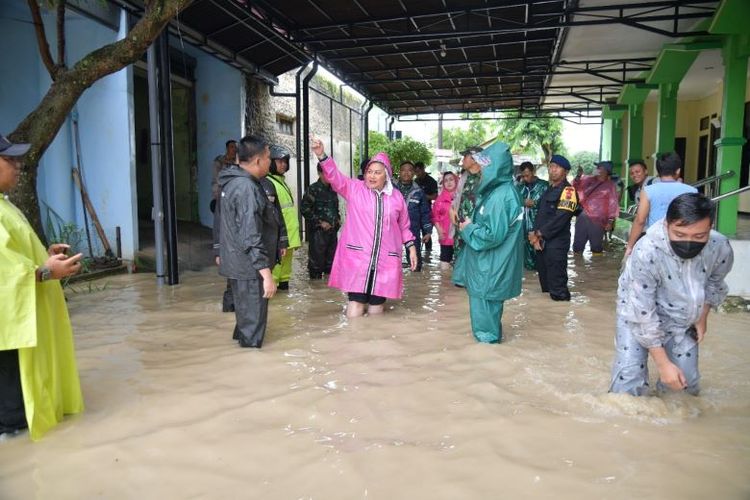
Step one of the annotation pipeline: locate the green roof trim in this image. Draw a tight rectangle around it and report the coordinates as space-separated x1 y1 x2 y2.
709 0 750 35
646 49 699 84
602 105 626 120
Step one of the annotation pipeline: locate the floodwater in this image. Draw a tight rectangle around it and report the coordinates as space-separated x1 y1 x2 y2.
1 245 749 499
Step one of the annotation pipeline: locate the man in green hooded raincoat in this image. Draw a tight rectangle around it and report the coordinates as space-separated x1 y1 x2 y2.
0 134 84 440
452 142 524 343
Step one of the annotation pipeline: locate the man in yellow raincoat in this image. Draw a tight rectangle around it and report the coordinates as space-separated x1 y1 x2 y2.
0 134 84 440
267 146 300 290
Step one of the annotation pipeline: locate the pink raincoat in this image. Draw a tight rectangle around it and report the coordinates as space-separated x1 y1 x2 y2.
321 153 415 299
431 188 455 246
572 175 619 227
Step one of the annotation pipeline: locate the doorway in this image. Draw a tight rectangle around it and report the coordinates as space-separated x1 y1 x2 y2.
133 67 198 250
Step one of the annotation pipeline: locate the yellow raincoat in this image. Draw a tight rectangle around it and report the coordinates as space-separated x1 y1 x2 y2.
0 197 83 440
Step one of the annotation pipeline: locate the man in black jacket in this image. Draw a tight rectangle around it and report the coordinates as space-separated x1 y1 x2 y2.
216 135 280 348
528 154 579 301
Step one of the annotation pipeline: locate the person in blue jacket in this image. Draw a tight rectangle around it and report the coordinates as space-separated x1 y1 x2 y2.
452 142 524 343
395 161 433 272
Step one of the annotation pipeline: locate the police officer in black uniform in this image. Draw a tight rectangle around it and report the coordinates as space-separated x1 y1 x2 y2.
529 154 579 301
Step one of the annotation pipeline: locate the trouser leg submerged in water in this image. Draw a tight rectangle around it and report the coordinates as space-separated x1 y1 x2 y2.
273 249 294 289
222 279 234 312
609 318 700 396
308 228 337 278
468 296 504 343
0 349 27 434
573 213 605 253
229 278 269 348
535 245 570 301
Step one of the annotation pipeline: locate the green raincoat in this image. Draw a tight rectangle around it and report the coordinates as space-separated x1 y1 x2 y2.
0 197 84 440
517 177 549 270
452 142 524 342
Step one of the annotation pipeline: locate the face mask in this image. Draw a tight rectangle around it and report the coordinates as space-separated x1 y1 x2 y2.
669 240 706 259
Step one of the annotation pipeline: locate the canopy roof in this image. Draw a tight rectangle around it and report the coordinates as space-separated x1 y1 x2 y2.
158 0 720 116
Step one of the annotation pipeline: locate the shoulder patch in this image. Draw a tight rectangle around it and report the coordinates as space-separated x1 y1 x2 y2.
557 186 578 212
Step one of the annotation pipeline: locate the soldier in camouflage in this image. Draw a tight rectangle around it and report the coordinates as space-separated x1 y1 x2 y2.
301 163 341 279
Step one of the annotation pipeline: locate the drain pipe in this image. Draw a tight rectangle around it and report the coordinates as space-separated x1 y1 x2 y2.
302 60 319 199
156 32 179 285
147 43 166 285
294 64 307 242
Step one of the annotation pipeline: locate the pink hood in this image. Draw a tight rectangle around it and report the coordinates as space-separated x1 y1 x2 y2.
432 188 456 246
321 156 414 300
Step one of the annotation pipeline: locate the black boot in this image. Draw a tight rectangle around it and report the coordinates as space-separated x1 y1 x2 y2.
278 281 289 291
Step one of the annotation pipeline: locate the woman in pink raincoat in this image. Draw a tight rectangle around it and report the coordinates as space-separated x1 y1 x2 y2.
311 137 417 317
431 171 458 270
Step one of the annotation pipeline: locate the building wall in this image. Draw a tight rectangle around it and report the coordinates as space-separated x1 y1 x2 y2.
180 44 245 228
0 1 137 259
637 78 750 212
242 70 363 231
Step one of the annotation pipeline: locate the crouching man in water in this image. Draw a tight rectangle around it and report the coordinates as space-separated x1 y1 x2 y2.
610 193 733 396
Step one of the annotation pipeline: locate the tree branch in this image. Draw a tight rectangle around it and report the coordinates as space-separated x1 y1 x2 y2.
56 0 66 70
27 0 57 79
11 0 193 166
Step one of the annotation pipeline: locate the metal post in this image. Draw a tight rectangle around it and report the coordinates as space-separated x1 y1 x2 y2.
363 101 374 159
330 95 334 158
359 100 368 164
146 44 166 285
157 33 179 285
437 113 443 171
349 108 353 177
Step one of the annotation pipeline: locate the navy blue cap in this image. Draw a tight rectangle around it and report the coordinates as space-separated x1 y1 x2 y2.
596 161 614 174
549 154 571 170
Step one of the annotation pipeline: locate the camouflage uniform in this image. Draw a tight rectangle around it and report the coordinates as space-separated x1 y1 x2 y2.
301 179 340 279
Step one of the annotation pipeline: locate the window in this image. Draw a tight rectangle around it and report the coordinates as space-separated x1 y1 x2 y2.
276 115 294 135
700 116 709 131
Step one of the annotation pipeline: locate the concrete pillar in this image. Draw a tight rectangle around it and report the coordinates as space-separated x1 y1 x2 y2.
656 82 679 156
715 34 748 236
627 103 644 163
623 104 645 209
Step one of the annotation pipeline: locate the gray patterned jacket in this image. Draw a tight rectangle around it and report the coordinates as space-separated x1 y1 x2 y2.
617 219 734 350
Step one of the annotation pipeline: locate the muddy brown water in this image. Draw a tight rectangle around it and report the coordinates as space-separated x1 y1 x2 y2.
1 247 749 499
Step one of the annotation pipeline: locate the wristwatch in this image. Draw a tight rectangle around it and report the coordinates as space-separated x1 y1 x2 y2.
38 266 51 282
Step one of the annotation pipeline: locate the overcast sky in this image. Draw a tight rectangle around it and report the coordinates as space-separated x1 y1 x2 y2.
317 66 602 158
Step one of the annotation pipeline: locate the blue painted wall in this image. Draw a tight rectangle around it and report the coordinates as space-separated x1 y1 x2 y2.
0 1 137 259
180 44 244 227
1 0 245 262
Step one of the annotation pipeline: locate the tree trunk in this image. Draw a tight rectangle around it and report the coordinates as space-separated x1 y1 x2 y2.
8 0 192 242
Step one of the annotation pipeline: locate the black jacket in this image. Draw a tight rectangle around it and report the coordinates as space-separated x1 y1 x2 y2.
214 165 282 279
533 180 580 247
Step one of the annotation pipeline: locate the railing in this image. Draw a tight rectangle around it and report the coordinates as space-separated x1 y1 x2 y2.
711 185 750 202
618 170 739 223
693 170 735 199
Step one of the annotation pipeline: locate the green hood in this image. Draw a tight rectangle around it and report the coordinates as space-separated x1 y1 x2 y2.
476 141 514 195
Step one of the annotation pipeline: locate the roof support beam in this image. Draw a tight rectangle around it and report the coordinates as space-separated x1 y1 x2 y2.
294 0 715 35
323 36 556 60
352 68 647 85
297 8 713 45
